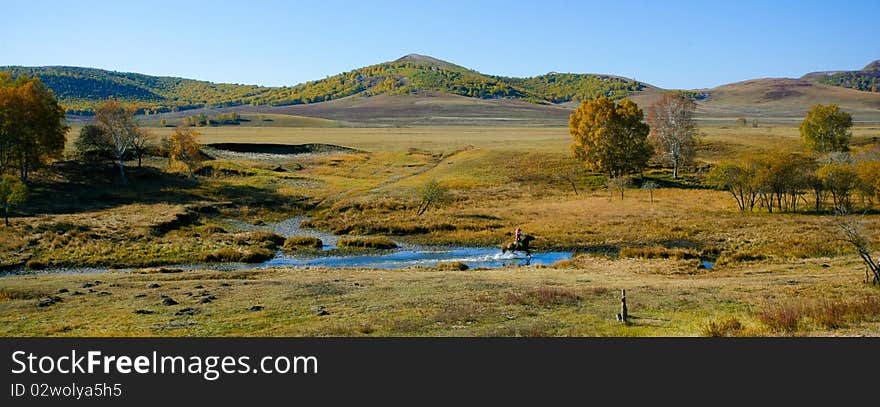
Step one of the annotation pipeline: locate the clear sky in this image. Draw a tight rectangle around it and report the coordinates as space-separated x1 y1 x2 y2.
2 0 878 89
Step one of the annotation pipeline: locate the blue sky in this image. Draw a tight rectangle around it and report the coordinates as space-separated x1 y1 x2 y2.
1 0 878 89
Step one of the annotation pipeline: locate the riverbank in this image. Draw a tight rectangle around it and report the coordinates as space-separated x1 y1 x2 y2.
2 254 878 337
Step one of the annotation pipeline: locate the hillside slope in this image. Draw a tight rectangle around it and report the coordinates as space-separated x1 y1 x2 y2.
1 55 646 114
802 60 880 93
698 78 880 120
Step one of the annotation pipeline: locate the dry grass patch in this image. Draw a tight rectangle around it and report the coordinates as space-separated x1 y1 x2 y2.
506 286 580 306
435 261 469 271
620 246 700 260
337 237 398 250
201 247 274 263
282 236 323 252
703 316 747 337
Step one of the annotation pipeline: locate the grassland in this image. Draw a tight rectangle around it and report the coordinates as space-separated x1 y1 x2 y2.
2 119 880 336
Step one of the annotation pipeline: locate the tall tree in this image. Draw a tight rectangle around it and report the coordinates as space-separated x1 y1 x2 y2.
646 93 697 179
569 97 653 177
94 99 139 184
0 74 67 182
799 104 852 153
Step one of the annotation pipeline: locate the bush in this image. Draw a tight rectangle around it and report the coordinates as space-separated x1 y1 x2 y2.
756 303 805 333
703 317 745 337
73 124 114 163
24 259 47 270
337 237 398 250
435 261 469 271
283 236 323 252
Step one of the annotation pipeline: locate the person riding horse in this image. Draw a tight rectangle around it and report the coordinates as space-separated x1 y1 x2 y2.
503 228 534 256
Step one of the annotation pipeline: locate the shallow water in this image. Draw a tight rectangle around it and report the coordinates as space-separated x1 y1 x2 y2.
262 247 572 269
2 247 572 276
4 216 571 276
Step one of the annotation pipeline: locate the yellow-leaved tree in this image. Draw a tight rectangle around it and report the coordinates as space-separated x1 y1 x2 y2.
569 96 652 177
800 104 852 153
165 126 202 180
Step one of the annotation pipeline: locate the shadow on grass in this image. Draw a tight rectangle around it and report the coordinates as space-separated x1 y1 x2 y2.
21 161 307 216
23 162 202 215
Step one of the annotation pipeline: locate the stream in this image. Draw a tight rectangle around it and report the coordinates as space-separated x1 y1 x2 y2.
2 216 572 276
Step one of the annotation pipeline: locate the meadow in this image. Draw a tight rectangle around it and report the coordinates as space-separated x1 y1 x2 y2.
2 118 879 336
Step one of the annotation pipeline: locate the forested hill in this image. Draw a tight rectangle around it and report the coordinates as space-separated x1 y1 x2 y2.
0 54 646 114
802 60 880 93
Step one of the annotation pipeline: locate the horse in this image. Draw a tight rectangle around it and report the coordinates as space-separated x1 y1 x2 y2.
502 234 535 256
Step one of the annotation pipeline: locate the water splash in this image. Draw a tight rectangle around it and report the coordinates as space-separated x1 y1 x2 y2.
261 247 571 269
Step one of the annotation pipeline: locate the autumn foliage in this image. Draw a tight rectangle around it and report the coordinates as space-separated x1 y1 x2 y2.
569 96 652 177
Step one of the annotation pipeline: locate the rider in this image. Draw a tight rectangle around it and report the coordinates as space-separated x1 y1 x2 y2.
514 227 523 249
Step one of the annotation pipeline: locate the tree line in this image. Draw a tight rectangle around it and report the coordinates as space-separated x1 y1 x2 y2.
181 112 240 127
569 93 879 213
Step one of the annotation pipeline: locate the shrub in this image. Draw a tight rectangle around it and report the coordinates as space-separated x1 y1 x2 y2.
703 317 745 337
810 297 880 329
337 237 398 250
283 236 323 252
756 303 805 333
435 261 469 271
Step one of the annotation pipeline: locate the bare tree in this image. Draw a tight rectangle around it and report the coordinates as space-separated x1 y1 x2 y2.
642 181 658 204
833 210 879 285
94 99 139 184
556 164 583 196
607 176 629 200
646 93 698 179
131 128 154 168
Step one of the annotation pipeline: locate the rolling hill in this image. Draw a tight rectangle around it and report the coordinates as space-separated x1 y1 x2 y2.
4 55 880 123
0 54 645 114
696 77 880 120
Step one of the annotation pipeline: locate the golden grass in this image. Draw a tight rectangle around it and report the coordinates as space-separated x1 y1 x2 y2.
2 255 878 336
4 122 877 337
283 236 323 252
337 237 398 250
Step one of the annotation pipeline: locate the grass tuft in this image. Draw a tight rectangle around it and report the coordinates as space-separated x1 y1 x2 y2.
282 236 323 252
435 261 469 271
703 316 746 337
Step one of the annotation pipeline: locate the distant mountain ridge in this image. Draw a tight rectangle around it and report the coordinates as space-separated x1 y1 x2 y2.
0 54 645 114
